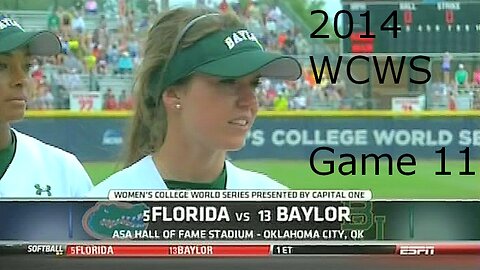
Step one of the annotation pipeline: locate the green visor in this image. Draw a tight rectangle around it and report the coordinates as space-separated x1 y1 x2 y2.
0 15 61 56
156 28 302 94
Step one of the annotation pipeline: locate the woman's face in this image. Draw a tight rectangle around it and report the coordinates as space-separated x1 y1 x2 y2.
0 49 31 123
176 73 260 151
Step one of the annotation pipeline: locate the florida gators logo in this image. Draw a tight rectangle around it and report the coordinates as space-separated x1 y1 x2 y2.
82 202 149 239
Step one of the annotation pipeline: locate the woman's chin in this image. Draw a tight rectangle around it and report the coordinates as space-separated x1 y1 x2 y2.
1 111 25 124
222 138 247 152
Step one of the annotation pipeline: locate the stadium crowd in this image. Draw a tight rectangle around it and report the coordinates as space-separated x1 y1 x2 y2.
21 0 480 111
428 52 480 110
23 0 351 111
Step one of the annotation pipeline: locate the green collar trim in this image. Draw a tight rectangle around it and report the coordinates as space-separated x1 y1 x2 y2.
163 164 227 190
0 130 16 180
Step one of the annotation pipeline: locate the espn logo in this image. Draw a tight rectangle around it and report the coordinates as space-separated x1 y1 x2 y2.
398 245 435 256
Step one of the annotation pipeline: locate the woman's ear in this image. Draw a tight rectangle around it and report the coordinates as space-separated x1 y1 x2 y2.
162 86 182 110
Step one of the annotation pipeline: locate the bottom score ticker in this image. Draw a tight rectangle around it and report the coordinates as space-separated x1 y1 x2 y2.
4 243 480 257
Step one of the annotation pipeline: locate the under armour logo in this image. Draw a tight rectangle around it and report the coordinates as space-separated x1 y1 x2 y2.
34 184 52 196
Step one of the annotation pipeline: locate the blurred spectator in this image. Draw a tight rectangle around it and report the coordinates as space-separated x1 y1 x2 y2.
306 85 325 109
80 32 94 58
267 6 282 23
266 30 277 51
52 69 67 91
351 93 367 109
304 68 317 88
123 9 135 35
72 11 86 34
119 0 127 18
283 30 296 55
139 15 150 32
103 0 119 19
291 89 307 110
74 0 84 12
245 16 264 43
256 88 268 109
295 33 310 55
127 36 140 58
117 51 134 75
274 93 289 111
474 92 480 110
148 0 159 16
265 19 277 38
84 53 97 74
30 59 43 83
92 16 110 52
442 51 451 84
118 89 133 110
59 36 70 55
334 79 349 109
245 0 262 19
61 69 82 92
118 89 127 108
98 14 107 29
47 8 61 33
67 36 80 55
106 43 120 67
277 31 287 52
91 44 102 59
56 86 70 109
472 65 480 87
30 80 53 110
103 88 118 110
454 63 469 88
60 9 73 36
117 35 129 53
41 57 58 83
219 0 230 13
230 0 241 14
85 0 98 15
43 89 55 110
325 83 342 103
448 91 457 110
63 52 84 73
264 79 277 108
97 58 108 75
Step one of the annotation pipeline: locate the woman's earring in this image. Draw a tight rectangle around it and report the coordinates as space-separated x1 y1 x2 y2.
175 104 181 109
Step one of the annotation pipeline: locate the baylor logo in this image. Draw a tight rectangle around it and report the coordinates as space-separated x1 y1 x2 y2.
224 30 263 50
0 16 24 31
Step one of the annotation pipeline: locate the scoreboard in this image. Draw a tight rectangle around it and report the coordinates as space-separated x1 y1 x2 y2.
341 1 480 55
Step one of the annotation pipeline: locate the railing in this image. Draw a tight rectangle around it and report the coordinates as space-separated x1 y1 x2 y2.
51 73 134 94
3 10 120 32
275 0 335 58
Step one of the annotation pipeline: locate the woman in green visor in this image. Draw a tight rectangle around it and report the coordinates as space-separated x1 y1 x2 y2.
87 7 302 197
0 15 92 197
